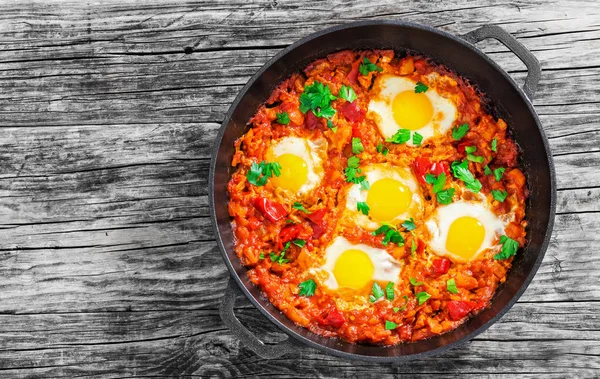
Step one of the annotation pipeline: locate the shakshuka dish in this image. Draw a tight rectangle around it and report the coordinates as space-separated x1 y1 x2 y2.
227 49 527 345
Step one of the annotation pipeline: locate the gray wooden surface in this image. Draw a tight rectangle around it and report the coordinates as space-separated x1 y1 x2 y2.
0 0 598 377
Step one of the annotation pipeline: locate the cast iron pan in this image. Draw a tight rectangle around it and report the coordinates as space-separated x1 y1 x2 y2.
209 21 556 361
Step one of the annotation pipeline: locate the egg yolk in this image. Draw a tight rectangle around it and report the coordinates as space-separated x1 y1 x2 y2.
333 249 374 289
366 178 412 221
271 153 309 192
392 90 434 130
446 216 486 261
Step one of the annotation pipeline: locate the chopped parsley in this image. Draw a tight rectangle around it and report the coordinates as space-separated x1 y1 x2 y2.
415 291 431 305
492 189 508 202
386 282 395 300
452 123 469 140
426 172 454 204
386 129 411 144
372 224 404 246
436 188 455 205
451 160 482 193
414 82 428 93
292 239 306 248
466 146 485 164
357 201 370 216
491 138 498 152
385 320 398 330
352 137 365 154
447 278 459 294
345 156 367 185
409 277 423 286
327 119 337 133
259 252 264 260
402 218 416 231
246 161 282 186
377 143 389 156
339 85 357 102
298 279 316 297
494 167 505 182
369 282 385 303
413 131 423 146
411 239 417 254
360 179 370 190
393 307 400 313
270 242 291 264
276 111 290 125
484 165 493 176
359 57 382 76
494 235 519 260
394 295 410 313
299 81 337 119
292 202 311 214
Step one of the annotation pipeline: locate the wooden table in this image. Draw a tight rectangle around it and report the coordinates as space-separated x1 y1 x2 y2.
0 1 598 377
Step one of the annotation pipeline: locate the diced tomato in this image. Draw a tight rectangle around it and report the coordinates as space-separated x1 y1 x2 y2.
347 58 361 85
447 301 475 321
432 258 451 276
247 216 261 230
310 222 325 239
252 197 288 223
306 209 326 224
398 324 413 340
341 101 366 123
323 306 345 328
278 224 301 249
457 141 471 154
412 156 450 184
351 126 362 138
305 110 319 130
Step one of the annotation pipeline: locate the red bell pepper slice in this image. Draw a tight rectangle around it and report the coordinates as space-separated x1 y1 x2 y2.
278 224 301 249
323 306 345 328
347 58 361 85
432 258 451 276
253 197 287 223
341 101 365 123
304 110 319 130
412 156 450 184
306 209 326 224
447 301 475 321
306 209 327 239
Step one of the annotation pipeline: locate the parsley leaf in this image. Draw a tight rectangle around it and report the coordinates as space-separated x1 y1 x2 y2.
372 224 404 246
484 165 493 176
276 111 290 125
494 235 519 260
465 146 477 154
436 188 455 205
386 282 395 300
393 307 400 313
425 173 437 184
465 146 484 164
409 277 423 286
494 167 505 182
359 57 382 76
415 291 431 305
357 201 370 216
360 179 370 190
298 279 316 297
339 85 357 102
376 143 390 156
293 239 306 248
270 248 289 264
452 123 469 140
411 239 417 254
447 278 459 294
432 172 446 193
402 218 416 231
492 189 508 202
299 81 337 119
369 282 385 302
451 160 482 193
246 161 282 186
327 119 337 133
385 320 398 330
491 138 498 152
415 82 428 93
292 202 311 214
386 129 411 144
259 252 264 260
352 137 364 154
413 131 423 146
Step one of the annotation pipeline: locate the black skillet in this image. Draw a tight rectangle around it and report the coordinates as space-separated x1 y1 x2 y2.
209 21 556 361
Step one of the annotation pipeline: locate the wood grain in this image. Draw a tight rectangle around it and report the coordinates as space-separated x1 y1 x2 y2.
0 0 598 377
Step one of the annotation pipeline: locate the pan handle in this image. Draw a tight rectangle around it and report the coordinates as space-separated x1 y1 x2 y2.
461 25 541 101
219 278 300 359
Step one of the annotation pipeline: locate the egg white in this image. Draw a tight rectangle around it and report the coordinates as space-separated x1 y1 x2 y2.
367 75 458 145
266 136 326 194
317 236 401 290
425 200 507 262
345 164 423 230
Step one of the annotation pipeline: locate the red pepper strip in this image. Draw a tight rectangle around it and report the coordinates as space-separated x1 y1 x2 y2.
347 58 362 85
278 224 301 250
412 156 450 184
430 161 450 177
431 258 451 276
351 126 362 139
341 101 366 123
253 197 287 223
306 209 326 224
323 306 345 328
306 209 327 239
304 110 319 130
457 141 471 154
447 300 476 321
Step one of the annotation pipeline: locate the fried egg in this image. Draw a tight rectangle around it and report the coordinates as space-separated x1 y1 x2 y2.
317 236 401 292
368 75 457 145
265 136 326 194
345 164 424 230
425 200 507 262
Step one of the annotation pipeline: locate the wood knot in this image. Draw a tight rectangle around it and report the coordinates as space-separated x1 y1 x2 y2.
551 257 562 279
184 46 194 54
